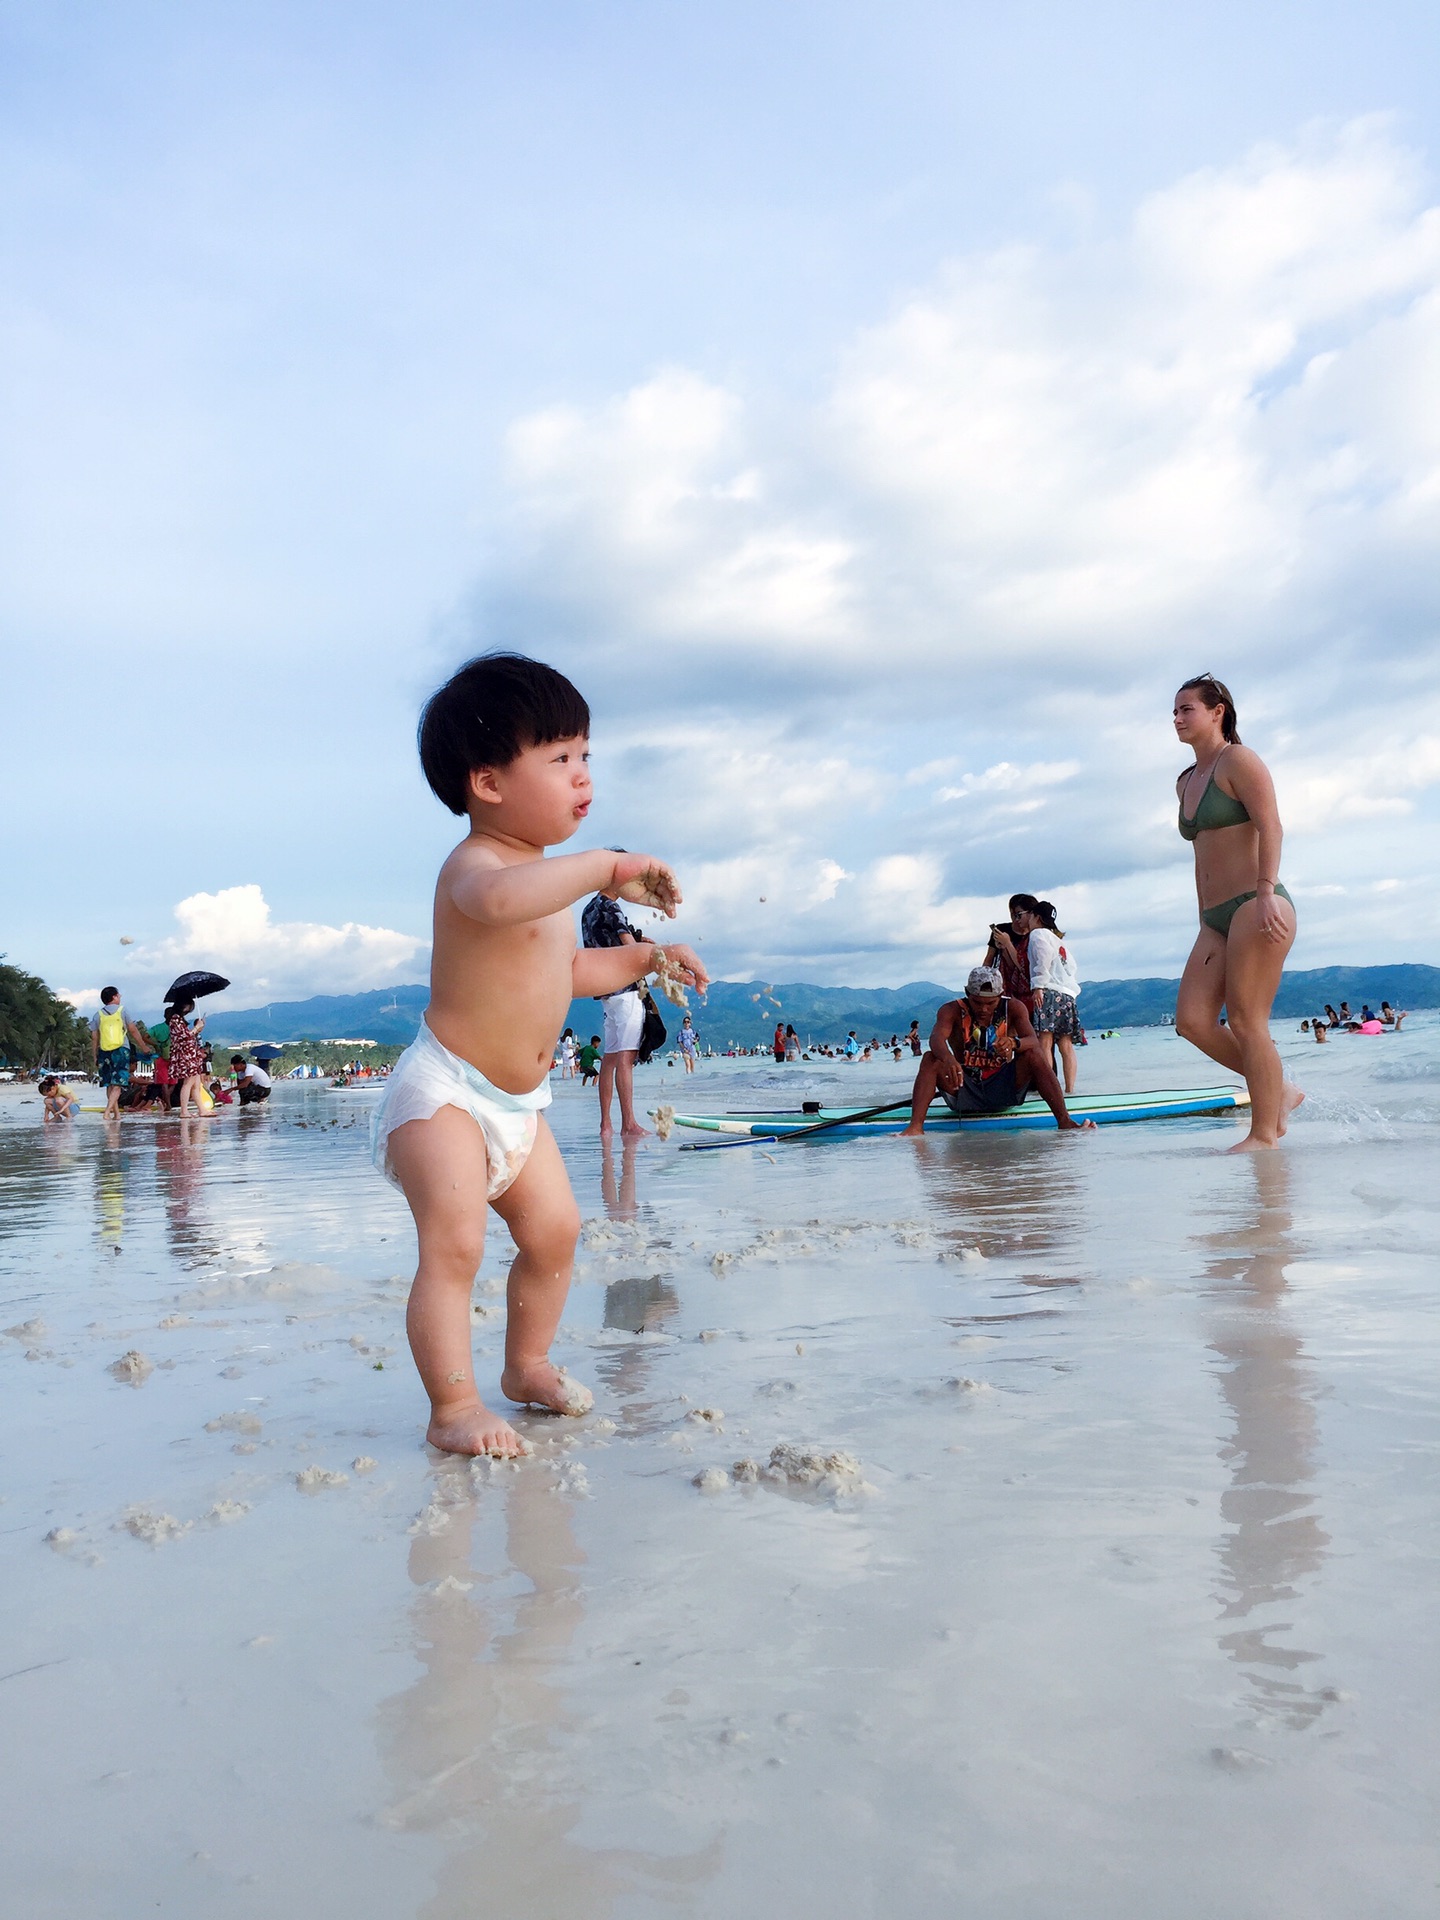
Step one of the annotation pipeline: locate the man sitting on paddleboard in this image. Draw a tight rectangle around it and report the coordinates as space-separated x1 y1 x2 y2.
900 967 1095 1135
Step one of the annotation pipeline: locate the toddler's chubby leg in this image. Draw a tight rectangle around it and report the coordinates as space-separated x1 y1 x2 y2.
491 1119 591 1417
386 1106 528 1458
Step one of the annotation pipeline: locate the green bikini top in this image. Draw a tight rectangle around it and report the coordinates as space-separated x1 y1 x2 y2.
1178 753 1251 841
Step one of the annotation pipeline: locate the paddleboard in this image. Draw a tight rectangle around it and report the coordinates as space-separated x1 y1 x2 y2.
669 1084 1249 1139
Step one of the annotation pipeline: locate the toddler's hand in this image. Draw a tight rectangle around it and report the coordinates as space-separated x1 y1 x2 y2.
654 943 709 997
609 853 681 917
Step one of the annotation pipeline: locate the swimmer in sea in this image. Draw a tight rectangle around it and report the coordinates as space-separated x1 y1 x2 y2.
1173 674 1302 1151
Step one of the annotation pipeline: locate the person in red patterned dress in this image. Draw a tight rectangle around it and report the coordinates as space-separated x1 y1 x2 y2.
165 997 210 1118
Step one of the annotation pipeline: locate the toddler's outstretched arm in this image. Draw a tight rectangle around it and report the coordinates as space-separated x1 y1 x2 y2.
450 847 680 928
572 941 708 1000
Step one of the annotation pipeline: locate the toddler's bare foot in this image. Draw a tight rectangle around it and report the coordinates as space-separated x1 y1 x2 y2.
501 1360 594 1416
427 1401 530 1458
1277 1083 1305 1136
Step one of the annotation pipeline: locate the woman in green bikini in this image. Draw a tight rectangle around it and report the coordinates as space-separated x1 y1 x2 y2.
1173 674 1302 1150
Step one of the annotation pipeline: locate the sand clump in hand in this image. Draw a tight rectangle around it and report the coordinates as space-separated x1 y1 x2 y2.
649 949 693 1009
109 1350 154 1385
294 1466 349 1493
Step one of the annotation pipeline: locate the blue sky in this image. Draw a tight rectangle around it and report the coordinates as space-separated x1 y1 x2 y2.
4 2 1439 1011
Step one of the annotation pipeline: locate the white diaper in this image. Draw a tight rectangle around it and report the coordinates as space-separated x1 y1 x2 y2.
601 988 645 1055
371 1019 552 1200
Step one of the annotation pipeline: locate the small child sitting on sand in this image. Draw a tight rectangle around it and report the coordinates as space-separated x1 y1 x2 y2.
371 652 707 1458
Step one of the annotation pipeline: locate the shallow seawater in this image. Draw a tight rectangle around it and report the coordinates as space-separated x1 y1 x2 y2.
3 1019 1439 1918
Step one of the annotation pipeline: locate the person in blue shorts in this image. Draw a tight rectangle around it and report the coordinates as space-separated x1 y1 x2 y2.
88 988 153 1116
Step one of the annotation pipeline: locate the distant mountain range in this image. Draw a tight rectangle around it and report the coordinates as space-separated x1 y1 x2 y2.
209 965 1440 1047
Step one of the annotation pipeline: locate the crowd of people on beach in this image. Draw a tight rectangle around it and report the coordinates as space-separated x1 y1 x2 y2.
36 983 279 1122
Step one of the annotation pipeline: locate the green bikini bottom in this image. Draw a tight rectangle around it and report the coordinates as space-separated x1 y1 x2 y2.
1201 882 1293 938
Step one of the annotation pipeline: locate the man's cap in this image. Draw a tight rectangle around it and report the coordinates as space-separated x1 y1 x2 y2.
967 966 1004 996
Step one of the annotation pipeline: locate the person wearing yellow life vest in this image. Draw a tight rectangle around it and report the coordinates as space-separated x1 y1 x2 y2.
900 966 1095 1136
88 987 153 1116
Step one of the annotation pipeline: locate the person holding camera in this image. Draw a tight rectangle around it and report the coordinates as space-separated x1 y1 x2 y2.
985 895 1040 1013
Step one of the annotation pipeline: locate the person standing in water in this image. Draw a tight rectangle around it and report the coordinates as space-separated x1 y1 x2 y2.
1023 900 1083 1095
677 1013 700 1072
1173 674 1301 1150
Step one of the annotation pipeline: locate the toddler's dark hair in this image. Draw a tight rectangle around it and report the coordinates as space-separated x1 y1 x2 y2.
418 652 590 816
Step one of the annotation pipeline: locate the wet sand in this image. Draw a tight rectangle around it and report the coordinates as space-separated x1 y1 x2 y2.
4 1020 1439 1917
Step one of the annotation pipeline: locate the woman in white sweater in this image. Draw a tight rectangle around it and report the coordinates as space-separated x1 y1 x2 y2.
1019 898 1082 1094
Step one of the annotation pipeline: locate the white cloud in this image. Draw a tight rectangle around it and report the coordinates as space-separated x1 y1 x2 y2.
57 987 102 1014
119 885 427 1005
481 120 1440 977
825 118 1440 663
936 759 1082 801
1275 735 1440 830
504 366 857 649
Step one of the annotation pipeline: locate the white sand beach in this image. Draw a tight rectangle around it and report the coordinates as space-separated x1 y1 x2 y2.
3 1019 1439 1917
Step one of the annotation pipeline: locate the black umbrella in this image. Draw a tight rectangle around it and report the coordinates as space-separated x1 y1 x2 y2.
165 970 230 1003
250 1043 285 1062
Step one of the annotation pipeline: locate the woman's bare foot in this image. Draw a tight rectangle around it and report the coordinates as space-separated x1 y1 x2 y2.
621 1121 651 1139
898 1123 925 1137
426 1401 530 1457
1277 1082 1305 1136
500 1359 594 1416
1225 1132 1280 1153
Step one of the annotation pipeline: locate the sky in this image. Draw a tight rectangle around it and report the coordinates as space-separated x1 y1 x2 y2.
3 1 1439 1012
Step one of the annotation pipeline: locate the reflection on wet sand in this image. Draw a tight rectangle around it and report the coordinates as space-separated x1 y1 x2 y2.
910 1134 1088 1263
154 1116 220 1263
597 1142 679 1406
600 1139 639 1224
1202 1155 1334 1729
375 1465 718 1919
